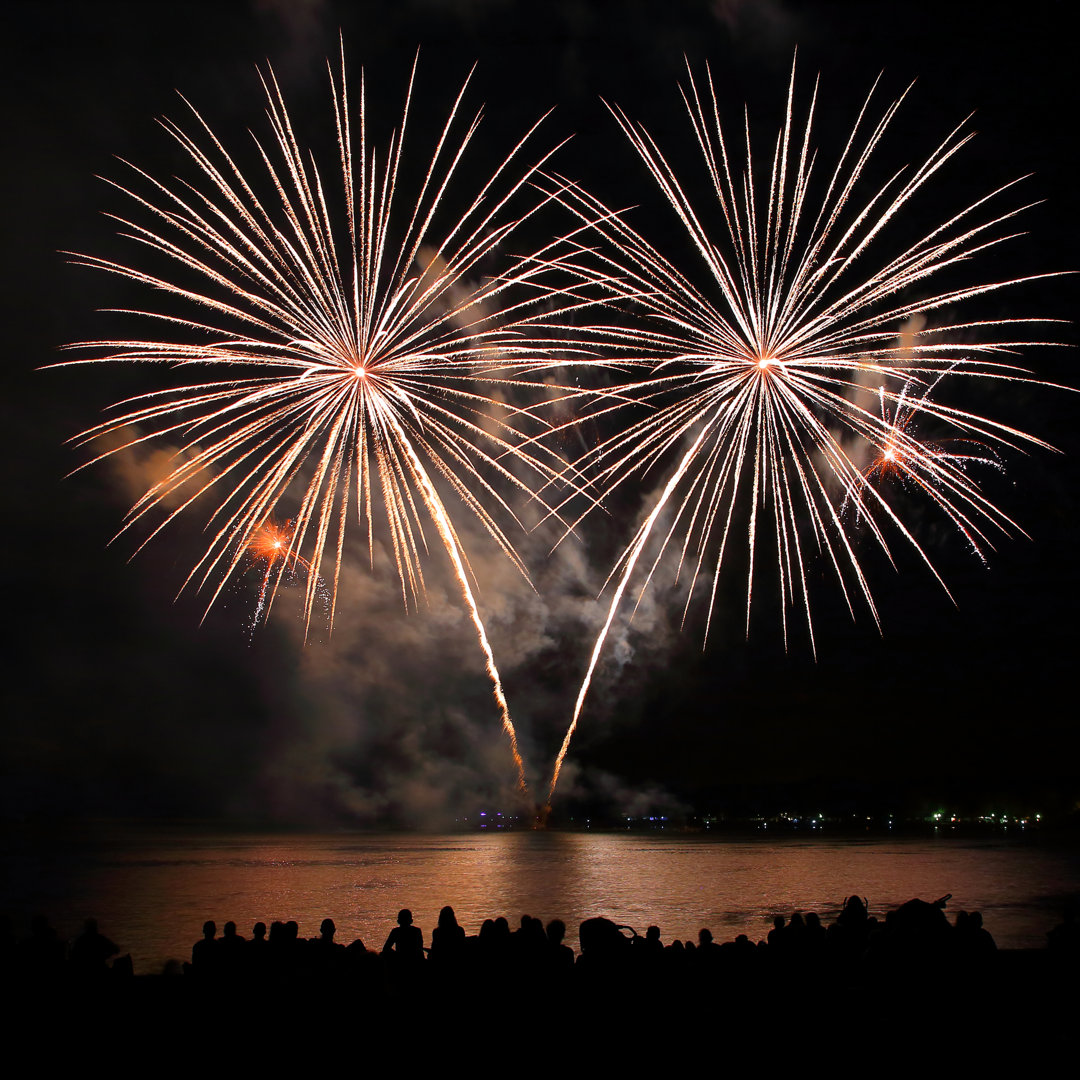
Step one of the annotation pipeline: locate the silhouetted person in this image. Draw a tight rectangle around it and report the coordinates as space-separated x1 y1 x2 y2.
246 921 269 979
829 895 871 962
430 906 466 967
476 918 506 977
545 918 575 975
634 924 664 980
768 915 786 948
956 910 996 956
190 920 218 978
383 908 424 963
310 918 345 979
511 914 546 975
837 895 869 931
69 918 119 978
219 920 246 977
697 927 720 957
279 920 303 978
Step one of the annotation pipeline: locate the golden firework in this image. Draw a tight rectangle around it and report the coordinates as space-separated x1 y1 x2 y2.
543 59 1067 803
59 49 592 793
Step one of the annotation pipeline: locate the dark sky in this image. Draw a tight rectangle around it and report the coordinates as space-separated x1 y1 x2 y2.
3 0 1078 826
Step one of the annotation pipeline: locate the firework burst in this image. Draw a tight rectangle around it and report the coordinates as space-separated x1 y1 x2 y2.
544 59 1067 804
58 48 589 793
850 366 1008 552
243 518 324 632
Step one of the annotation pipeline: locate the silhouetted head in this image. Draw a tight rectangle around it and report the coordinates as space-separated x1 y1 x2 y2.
646 925 660 943
253 922 267 940
202 921 216 940
546 918 566 945
320 918 336 939
397 909 413 926
843 895 868 920
438 906 458 929
699 928 713 946
224 921 237 938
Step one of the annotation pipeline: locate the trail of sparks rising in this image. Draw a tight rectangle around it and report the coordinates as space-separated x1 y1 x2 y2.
545 59 1066 805
58 48 592 793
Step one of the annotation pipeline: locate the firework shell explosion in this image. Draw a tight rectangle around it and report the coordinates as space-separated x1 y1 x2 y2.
540 59 1069 804
57 48 1068 809
56 49 605 795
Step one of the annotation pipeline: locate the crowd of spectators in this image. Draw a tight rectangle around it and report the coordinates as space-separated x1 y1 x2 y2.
6 895 1077 999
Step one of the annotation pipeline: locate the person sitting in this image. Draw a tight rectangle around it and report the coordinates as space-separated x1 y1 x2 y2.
69 918 119 978
429 906 466 967
383 908 424 964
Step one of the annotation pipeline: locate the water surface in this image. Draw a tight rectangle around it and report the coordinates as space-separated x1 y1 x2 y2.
4 825 1076 973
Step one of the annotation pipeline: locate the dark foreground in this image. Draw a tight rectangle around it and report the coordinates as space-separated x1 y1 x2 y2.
8 897 1078 1061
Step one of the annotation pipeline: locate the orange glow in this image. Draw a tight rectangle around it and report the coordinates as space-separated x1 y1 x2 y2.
247 520 309 570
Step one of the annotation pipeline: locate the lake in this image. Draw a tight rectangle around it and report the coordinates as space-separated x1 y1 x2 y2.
3 823 1076 974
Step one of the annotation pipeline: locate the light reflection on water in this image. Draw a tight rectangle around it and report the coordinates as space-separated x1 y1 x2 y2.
4 827 1076 973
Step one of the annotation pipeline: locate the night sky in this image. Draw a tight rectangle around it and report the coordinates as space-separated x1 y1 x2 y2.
3 0 1078 827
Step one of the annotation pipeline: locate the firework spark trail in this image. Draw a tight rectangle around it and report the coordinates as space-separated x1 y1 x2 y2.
389 414 528 789
544 59 1068 805
547 421 712 805
58 46 597 792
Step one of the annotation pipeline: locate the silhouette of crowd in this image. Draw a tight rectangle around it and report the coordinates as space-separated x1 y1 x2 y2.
1 915 132 983
173 892 1079 1005
5 896 1077 1003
